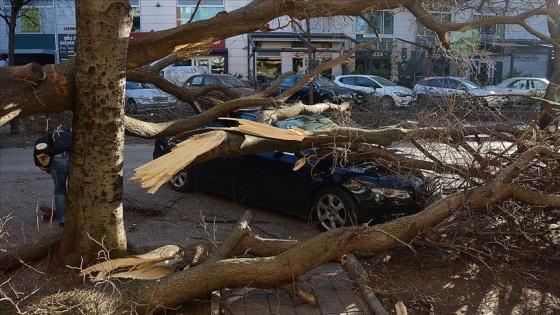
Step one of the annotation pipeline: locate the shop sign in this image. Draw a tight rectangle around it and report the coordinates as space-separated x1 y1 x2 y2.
210 39 225 49
58 34 76 62
292 51 333 58
514 54 540 62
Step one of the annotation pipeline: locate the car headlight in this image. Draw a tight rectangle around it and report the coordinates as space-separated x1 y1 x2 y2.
371 188 411 200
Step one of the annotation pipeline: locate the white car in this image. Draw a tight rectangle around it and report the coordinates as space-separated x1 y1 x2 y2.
333 75 415 108
125 81 178 114
413 76 509 110
490 77 549 105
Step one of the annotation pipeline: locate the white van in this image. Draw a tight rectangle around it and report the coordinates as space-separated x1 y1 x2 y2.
161 66 209 86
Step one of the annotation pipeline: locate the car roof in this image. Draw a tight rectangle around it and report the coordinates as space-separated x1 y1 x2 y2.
501 77 549 82
421 76 464 80
335 74 381 78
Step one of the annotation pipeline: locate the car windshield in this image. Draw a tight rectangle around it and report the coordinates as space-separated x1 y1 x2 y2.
273 114 340 131
374 77 397 87
460 80 481 89
126 81 157 89
313 76 338 87
219 76 247 88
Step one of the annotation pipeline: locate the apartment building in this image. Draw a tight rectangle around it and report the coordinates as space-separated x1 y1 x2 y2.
0 0 553 85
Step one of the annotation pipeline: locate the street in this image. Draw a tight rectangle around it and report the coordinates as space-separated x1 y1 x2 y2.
0 142 319 250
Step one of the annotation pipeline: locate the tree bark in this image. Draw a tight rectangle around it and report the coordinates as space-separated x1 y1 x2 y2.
55 0 133 265
0 231 62 272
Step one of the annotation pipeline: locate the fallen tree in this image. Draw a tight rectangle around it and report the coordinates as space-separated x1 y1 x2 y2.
25 145 558 313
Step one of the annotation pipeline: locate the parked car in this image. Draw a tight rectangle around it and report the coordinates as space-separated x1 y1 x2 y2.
161 65 209 86
183 73 256 100
490 77 550 105
153 111 439 231
413 76 509 110
277 75 362 105
125 81 178 114
333 74 415 108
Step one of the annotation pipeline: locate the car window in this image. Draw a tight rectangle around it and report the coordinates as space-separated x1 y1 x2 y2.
427 78 444 88
282 76 298 86
203 76 217 86
126 81 141 90
446 79 460 89
190 76 203 86
313 76 337 87
219 76 247 88
373 76 396 87
532 80 548 89
340 77 355 85
126 81 155 89
461 80 480 89
511 80 527 89
356 77 379 88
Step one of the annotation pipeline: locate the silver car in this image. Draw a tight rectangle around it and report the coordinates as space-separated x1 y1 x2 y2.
334 75 415 108
413 76 508 110
490 77 549 105
125 81 178 114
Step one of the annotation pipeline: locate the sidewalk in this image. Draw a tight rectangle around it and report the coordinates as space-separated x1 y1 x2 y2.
215 262 375 315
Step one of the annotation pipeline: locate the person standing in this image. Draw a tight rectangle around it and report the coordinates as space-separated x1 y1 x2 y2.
33 126 72 227
0 54 8 67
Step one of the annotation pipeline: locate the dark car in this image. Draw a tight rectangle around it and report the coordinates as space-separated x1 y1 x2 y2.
153 112 438 231
277 75 362 105
183 73 256 99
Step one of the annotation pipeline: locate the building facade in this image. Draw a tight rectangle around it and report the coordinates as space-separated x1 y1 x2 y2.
0 0 553 85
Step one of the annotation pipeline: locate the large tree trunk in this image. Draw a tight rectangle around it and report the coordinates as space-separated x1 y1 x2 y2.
538 1 560 131
56 0 132 265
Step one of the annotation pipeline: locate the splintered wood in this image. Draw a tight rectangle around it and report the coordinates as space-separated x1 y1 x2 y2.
132 131 227 193
132 118 305 193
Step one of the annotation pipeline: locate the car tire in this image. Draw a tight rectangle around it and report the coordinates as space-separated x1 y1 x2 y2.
168 168 194 192
381 96 395 109
311 186 361 232
125 99 138 114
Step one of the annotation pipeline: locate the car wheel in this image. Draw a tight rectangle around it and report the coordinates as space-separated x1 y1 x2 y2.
168 168 194 192
311 186 361 232
125 99 138 114
381 96 395 109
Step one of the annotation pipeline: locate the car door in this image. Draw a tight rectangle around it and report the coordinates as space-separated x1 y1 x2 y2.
356 76 379 94
424 78 446 103
528 79 548 96
230 151 313 216
506 79 530 96
191 157 242 199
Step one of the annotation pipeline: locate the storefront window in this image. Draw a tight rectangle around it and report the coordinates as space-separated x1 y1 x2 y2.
256 53 281 80
177 0 225 24
357 11 394 35
417 12 451 35
473 14 505 39
131 7 140 32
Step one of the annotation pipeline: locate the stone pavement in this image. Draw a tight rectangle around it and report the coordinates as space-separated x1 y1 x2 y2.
214 262 376 315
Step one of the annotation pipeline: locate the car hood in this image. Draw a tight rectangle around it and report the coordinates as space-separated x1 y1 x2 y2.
309 160 422 189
